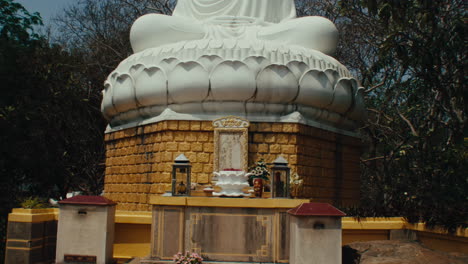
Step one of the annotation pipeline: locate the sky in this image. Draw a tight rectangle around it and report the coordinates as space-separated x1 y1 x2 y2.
16 0 76 26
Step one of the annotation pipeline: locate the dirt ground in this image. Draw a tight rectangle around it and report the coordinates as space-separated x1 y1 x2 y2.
344 240 468 264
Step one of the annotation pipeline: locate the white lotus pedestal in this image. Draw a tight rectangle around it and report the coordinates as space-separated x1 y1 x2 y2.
212 170 251 197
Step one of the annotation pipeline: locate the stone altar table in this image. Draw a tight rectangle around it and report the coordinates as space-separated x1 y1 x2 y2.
146 196 309 263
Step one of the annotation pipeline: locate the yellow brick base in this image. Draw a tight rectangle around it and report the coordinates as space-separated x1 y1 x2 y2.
103 120 362 211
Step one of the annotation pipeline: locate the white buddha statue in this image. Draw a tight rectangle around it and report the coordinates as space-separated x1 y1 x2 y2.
130 0 339 55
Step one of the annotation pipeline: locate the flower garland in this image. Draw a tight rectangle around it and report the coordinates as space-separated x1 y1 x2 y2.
173 251 203 264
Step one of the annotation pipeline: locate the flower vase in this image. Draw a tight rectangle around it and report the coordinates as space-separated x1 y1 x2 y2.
291 184 298 198
253 178 263 198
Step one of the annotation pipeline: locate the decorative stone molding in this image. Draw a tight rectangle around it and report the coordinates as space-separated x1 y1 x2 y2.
213 116 250 129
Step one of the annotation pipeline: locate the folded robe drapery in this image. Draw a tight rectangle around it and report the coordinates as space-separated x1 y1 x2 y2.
130 0 338 54
173 0 297 24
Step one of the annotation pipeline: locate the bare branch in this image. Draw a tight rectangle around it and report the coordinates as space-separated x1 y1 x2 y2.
365 74 387 94
396 107 419 137
361 156 385 162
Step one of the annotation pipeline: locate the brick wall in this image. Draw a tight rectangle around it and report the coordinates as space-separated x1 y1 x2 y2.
248 122 362 206
103 120 362 211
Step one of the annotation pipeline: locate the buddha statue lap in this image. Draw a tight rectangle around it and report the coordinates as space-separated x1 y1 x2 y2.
130 0 339 55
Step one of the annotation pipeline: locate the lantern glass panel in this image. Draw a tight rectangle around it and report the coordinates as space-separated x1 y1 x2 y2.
172 166 190 196
273 169 288 198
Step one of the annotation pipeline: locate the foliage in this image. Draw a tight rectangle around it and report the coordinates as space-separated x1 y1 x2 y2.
0 0 106 220
53 0 175 90
0 39 106 199
0 0 42 43
0 2 44 261
296 0 466 230
336 0 467 230
173 251 203 264
20 197 48 209
248 160 270 181
0 4 173 256
0 2 108 259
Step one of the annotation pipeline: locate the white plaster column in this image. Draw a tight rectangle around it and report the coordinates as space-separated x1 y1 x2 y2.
55 196 116 264
288 203 346 264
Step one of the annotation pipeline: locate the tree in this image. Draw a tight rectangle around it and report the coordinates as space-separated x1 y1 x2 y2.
339 0 467 230
1 2 43 261
0 0 42 210
0 0 106 213
53 0 175 91
294 0 466 229
1 1 110 260
4 0 178 210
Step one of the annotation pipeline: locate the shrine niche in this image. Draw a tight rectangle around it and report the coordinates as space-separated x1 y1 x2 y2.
212 116 249 172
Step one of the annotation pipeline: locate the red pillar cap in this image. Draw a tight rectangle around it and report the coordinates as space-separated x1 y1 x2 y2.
59 195 116 206
287 203 346 216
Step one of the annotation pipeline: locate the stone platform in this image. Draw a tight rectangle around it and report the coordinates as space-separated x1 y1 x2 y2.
103 120 362 211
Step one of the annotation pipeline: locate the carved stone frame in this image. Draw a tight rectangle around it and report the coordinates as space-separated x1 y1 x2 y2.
213 116 250 172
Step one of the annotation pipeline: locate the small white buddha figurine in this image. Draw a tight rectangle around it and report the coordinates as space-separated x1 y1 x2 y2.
130 0 339 55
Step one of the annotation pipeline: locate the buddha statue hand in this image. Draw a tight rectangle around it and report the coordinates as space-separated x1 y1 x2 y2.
204 16 258 27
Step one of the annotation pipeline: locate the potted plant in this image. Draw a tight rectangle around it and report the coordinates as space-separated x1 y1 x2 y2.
248 159 270 198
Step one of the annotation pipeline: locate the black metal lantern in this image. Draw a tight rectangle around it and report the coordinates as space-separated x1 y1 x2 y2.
172 154 191 196
271 156 290 198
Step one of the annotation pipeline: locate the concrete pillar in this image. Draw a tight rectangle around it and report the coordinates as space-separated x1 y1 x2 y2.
288 203 345 264
55 196 116 264
4 209 57 264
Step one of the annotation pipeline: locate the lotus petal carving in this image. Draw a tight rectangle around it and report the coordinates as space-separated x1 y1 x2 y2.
330 78 357 114
210 61 256 101
101 40 366 132
297 70 334 108
256 65 298 103
168 62 209 104
112 74 136 113
134 67 167 107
